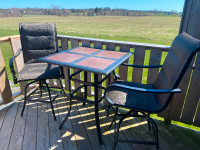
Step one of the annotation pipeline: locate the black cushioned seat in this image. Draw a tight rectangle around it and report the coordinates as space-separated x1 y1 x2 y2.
17 63 61 81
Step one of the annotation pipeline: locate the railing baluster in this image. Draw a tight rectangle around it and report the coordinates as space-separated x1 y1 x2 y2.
118 45 131 81
71 39 81 95
60 37 69 90
105 43 116 85
132 47 146 83
147 48 162 84
82 40 92 96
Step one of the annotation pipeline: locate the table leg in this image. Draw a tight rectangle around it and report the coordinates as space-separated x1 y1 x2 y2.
83 71 87 105
94 73 103 145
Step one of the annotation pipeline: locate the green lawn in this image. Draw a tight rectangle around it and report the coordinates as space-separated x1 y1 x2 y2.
0 15 181 80
0 15 181 45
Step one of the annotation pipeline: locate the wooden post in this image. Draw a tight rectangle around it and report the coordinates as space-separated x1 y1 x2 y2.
71 39 81 95
132 47 146 83
60 37 70 91
163 0 200 126
0 48 13 104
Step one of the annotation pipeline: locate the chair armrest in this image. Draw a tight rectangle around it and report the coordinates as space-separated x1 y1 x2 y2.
106 83 181 93
122 63 163 68
9 48 22 84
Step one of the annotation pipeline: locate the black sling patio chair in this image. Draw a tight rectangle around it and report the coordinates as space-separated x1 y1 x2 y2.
9 22 67 120
103 32 200 150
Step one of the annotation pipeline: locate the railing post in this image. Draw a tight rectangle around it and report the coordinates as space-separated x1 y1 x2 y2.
0 48 13 104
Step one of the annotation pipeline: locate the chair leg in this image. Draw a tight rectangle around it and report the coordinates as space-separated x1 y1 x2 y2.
59 95 72 129
147 113 151 131
39 80 43 98
112 110 132 150
83 71 87 106
109 107 118 128
44 80 56 121
21 82 29 116
142 112 159 150
151 118 159 150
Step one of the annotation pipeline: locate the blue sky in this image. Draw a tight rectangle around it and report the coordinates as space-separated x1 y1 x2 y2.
1 0 185 12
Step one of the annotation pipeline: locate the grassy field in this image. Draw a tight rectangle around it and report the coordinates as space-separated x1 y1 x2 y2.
0 15 181 80
0 15 181 45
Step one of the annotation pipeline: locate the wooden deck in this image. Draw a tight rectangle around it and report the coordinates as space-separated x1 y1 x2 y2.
0 91 200 150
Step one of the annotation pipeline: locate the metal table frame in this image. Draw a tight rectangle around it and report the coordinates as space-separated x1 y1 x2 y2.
59 68 111 144
38 47 133 145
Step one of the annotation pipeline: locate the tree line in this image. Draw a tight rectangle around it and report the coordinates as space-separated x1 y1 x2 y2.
0 7 181 18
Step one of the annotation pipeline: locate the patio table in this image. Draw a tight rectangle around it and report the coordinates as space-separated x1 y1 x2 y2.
38 47 132 144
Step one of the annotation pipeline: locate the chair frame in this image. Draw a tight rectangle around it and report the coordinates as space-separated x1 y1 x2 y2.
104 43 200 150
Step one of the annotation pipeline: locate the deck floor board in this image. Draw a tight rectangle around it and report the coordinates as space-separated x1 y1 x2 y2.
1 91 200 150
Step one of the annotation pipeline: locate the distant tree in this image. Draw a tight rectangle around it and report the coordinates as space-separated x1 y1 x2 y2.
0 7 177 18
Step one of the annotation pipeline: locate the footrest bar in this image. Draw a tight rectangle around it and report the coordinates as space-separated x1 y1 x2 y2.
118 139 157 145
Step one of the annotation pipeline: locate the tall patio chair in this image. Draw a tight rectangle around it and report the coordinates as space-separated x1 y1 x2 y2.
9 22 67 120
104 32 200 150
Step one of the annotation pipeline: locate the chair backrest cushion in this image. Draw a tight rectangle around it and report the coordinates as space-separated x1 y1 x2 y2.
19 22 58 63
154 32 200 107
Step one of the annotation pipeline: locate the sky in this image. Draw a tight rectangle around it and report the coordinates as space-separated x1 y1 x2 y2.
1 0 185 12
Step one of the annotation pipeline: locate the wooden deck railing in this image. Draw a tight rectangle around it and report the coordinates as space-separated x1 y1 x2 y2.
1 35 200 127
0 35 21 106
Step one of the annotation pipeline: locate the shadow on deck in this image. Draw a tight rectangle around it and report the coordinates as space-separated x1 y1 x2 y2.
0 91 200 150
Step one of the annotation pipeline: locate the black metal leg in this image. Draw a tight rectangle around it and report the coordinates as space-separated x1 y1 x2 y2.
21 82 29 116
142 112 159 150
147 113 151 131
44 80 56 121
109 107 118 128
108 74 111 85
59 94 72 129
39 80 43 98
94 73 103 145
150 117 159 150
112 110 132 150
83 71 87 106
59 68 72 129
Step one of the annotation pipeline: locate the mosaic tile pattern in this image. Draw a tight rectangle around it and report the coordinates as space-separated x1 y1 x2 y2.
40 47 132 74
46 52 84 63
70 47 100 54
76 57 115 70
95 50 126 59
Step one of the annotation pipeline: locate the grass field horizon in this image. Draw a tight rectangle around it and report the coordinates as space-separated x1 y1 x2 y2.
0 15 181 45
1 15 181 79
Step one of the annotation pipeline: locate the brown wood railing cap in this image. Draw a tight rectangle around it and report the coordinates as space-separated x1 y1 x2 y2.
58 35 170 50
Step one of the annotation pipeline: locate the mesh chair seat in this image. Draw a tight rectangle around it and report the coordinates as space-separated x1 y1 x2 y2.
106 81 161 112
17 63 61 82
